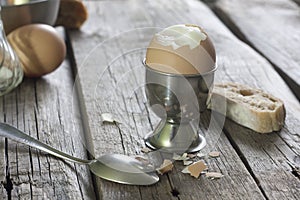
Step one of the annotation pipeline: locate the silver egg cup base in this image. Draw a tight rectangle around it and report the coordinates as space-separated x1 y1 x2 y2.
144 63 216 153
144 119 206 153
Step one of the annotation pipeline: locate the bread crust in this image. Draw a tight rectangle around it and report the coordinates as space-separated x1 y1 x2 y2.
208 82 286 133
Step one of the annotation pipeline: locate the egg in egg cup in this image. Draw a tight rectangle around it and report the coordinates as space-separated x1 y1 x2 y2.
144 24 217 153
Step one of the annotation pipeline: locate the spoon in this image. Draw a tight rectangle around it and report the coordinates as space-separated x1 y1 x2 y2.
0 122 159 185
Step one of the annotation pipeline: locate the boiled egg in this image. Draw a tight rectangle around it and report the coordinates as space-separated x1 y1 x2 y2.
7 24 66 78
146 24 216 75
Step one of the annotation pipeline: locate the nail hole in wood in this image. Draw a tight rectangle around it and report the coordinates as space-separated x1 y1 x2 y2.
171 188 180 197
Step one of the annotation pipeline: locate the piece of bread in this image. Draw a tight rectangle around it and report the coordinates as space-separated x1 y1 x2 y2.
55 0 88 29
208 82 285 133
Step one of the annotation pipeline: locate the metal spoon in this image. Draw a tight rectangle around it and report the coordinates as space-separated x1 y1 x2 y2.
0 122 159 185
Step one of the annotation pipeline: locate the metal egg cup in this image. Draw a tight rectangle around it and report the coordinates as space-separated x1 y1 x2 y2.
144 63 216 153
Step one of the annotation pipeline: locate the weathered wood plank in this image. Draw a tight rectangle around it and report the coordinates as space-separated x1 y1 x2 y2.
0 28 96 199
0 139 7 199
143 1 300 199
161 110 265 200
211 0 300 99
67 0 300 199
0 98 7 199
221 118 300 199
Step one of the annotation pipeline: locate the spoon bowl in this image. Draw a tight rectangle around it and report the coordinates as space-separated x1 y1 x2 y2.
89 154 158 185
0 122 159 185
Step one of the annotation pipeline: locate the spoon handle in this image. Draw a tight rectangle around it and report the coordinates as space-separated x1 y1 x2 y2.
0 122 91 164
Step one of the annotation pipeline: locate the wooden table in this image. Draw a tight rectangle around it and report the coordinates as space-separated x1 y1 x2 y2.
1 0 299 199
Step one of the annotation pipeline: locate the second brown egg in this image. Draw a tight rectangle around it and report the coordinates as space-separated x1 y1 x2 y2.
7 24 66 78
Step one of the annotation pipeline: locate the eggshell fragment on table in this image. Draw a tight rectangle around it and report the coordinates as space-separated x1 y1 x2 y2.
182 160 207 178
100 113 121 124
173 153 189 161
208 151 221 158
7 24 66 78
141 147 152 153
183 160 193 166
156 159 174 175
205 172 223 179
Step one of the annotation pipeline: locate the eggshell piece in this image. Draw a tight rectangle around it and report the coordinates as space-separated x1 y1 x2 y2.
7 24 66 78
181 160 207 178
156 159 174 175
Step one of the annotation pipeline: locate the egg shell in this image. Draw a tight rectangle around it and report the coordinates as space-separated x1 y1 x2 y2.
146 24 216 75
7 24 66 78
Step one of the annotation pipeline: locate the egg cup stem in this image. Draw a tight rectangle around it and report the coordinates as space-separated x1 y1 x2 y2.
144 119 206 153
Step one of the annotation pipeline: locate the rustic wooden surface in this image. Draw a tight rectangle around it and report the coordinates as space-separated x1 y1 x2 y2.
0 0 299 199
0 29 96 199
68 0 300 199
211 0 300 99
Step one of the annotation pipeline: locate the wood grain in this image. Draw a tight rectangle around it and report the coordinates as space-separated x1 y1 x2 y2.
68 0 300 199
211 0 300 99
0 101 7 199
0 28 96 199
0 138 7 199
222 118 300 199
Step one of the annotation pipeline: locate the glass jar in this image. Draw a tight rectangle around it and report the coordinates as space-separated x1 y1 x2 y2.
0 7 23 96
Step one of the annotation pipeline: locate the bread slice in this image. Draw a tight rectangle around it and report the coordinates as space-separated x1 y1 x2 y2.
208 82 285 133
55 0 88 29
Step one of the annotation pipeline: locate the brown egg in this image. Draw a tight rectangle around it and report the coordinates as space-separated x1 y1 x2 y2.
146 24 216 75
7 24 66 78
